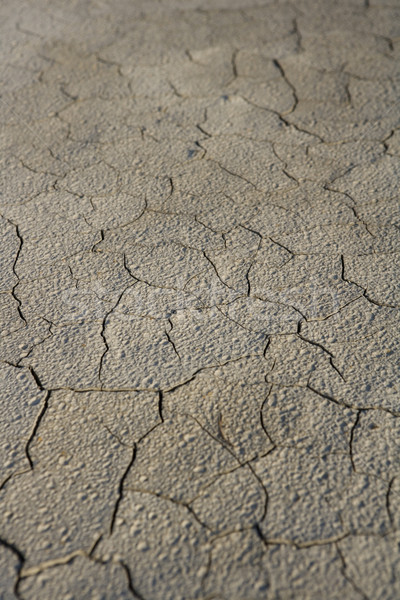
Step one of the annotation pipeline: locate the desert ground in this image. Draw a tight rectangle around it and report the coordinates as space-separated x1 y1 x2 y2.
1 0 400 598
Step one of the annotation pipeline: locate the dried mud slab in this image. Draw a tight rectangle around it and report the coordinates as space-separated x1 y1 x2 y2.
0 0 399 598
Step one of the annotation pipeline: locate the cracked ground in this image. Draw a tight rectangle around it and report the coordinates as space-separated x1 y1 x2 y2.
0 0 400 598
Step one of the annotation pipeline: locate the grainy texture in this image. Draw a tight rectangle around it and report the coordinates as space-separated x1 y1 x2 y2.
0 0 399 598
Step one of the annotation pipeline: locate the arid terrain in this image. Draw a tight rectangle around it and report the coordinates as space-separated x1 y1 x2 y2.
1 0 400 598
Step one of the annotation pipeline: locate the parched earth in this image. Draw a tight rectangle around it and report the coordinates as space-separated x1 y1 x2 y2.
1 0 400 598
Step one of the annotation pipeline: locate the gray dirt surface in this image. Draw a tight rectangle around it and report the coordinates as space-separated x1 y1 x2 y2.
0 0 399 598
